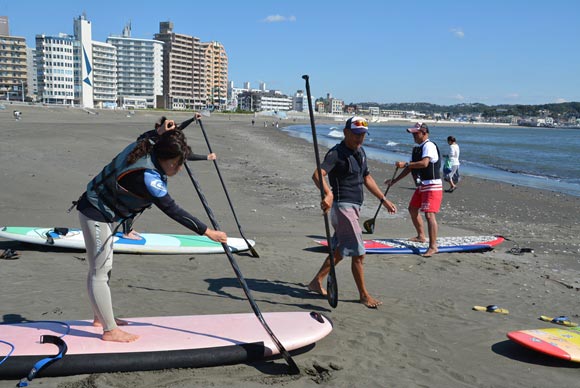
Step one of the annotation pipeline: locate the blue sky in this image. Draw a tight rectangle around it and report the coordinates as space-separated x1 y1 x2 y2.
3 0 579 106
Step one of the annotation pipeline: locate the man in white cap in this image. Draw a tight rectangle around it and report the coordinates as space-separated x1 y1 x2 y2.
308 116 397 308
386 122 442 257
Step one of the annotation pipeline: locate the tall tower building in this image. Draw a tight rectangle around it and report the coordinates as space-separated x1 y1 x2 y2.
0 16 8 36
155 22 228 111
73 13 94 108
154 21 201 110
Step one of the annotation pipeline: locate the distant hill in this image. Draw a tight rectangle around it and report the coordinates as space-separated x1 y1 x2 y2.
355 102 580 118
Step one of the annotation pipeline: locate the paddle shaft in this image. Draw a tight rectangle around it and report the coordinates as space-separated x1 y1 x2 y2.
196 119 258 257
302 74 338 308
183 162 299 374
371 167 399 220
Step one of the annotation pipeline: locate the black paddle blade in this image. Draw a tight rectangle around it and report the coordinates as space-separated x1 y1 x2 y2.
249 245 260 258
326 273 338 308
363 219 375 234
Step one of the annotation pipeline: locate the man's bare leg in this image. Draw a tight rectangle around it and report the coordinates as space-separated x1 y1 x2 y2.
308 253 343 296
352 255 382 308
423 212 439 257
408 206 426 242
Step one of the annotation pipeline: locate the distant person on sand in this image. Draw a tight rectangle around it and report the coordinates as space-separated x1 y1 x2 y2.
308 116 397 308
121 114 216 240
74 130 227 342
444 136 460 192
13 110 21 120
385 122 442 258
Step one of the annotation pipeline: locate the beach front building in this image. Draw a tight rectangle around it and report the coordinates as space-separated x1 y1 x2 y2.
26 47 37 101
154 22 228 111
91 41 117 109
154 22 201 110
202 41 228 111
237 90 292 112
292 90 309 112
107 32 163 109
73 14 94 108
0 34 28 102
35 34 75 105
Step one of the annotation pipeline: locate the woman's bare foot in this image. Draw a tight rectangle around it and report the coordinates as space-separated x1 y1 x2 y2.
93 317 130 327
422 247 438 257
408 236 426 243
360 295 382 309
102 328 139 343
308 280 327 296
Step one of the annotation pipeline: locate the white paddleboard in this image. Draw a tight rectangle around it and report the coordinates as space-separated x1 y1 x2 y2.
0 226 255 254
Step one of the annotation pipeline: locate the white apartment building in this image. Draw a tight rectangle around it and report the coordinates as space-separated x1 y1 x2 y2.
107 35 163 109
292 90 308 112
35 33 75 105
92 41 117 108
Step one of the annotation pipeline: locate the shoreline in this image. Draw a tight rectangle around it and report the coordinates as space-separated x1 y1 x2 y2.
1 107 579 387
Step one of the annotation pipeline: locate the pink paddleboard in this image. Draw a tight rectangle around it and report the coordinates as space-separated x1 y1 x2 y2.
0 311 332 378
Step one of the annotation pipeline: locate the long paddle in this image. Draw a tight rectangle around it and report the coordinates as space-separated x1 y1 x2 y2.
302 74 338 309
196 118 259 258
183 162 300 375
362 167 399 234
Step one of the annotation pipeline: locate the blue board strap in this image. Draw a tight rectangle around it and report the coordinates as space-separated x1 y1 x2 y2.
18 335 67 387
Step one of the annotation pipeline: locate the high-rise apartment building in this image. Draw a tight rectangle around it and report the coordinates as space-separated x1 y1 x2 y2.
154 21 201 110
0 16 27 102
202 41 228 110
92 41 117 108
107 28 163 109
155 22 228 111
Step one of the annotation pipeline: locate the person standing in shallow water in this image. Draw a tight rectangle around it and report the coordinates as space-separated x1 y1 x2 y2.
75 130 227 342
308 116 397 308
444 135 460 192
386 122 442 258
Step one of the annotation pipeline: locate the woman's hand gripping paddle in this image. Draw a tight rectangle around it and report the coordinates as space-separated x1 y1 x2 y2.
302 74 338 308
363 167 398 234
177 115 258 258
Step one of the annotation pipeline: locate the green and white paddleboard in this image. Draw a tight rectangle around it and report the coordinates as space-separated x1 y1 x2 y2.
0 226 255 254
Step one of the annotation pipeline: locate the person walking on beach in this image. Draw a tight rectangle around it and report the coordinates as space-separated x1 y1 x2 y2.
444 136 460 192
308 116 397 308
386 122 442 258
74 130 227 343
121 114 216 240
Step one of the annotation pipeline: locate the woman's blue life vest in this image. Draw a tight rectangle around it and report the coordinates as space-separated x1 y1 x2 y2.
411 140 442 183
325 142 368 206
85 142 165 222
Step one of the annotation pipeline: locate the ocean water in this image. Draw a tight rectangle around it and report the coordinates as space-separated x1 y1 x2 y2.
280 123 580 197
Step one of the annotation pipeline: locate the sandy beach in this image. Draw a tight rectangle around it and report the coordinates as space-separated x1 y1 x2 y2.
1 106 580 388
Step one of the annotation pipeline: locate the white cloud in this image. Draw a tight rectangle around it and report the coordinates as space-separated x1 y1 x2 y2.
453 94 466 101
450 28 465 38
505 93 520 99
555 97 567 103
263 15 296 23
